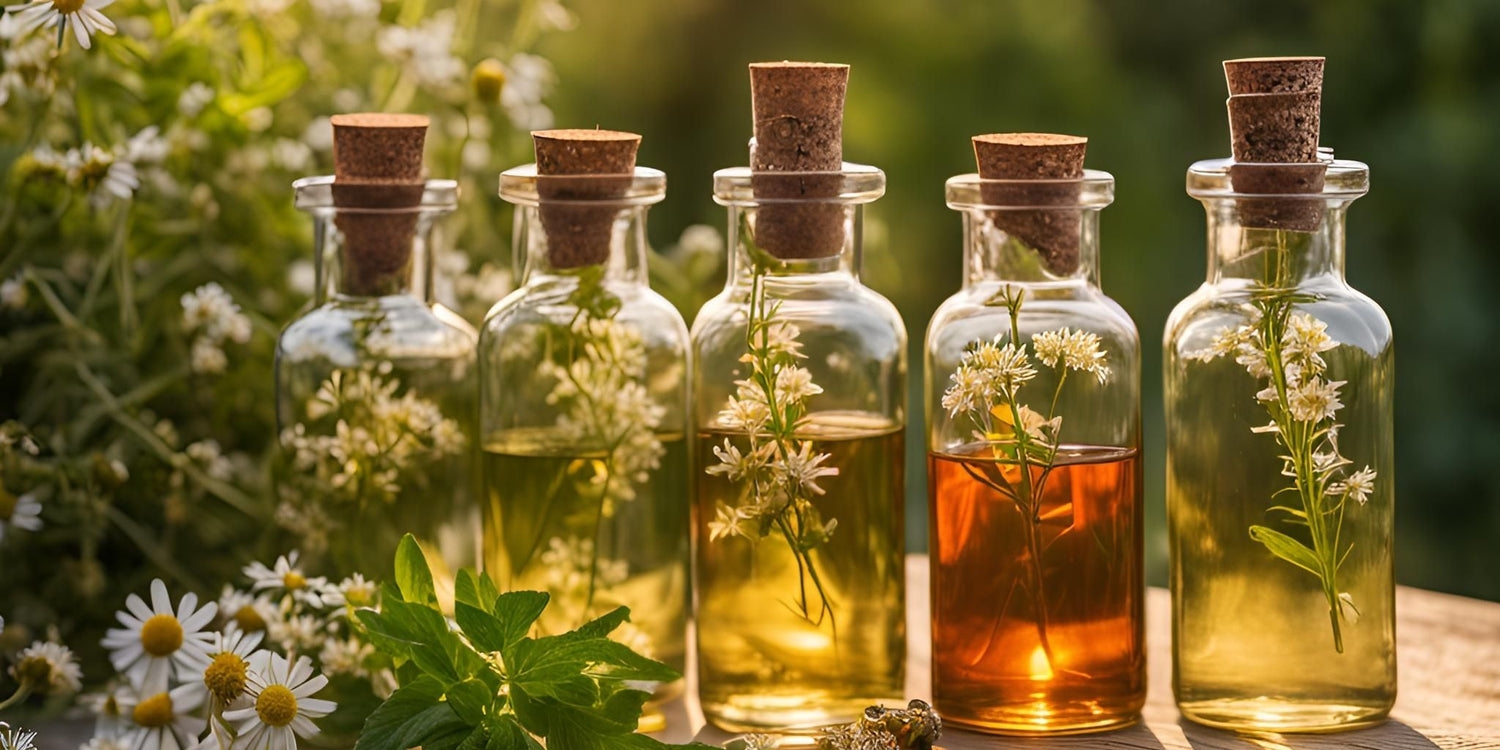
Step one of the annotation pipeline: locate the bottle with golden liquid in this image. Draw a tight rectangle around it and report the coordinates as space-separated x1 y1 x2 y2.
691 62 906 737
924 134 1144 735
1166 58 1395 732
479 131 690 718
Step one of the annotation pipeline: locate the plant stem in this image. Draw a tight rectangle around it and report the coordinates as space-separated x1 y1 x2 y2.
0 684 32 712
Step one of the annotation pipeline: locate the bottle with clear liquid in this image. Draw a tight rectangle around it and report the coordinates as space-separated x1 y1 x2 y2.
479 164 690 713
925 168 1144 734
691 164 907 734
1165 157 1395 730
275 177 478 587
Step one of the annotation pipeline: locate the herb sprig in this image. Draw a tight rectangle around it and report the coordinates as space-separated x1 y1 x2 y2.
354 535 712 750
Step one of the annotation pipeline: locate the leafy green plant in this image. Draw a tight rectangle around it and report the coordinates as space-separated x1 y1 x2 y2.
354 535 712 750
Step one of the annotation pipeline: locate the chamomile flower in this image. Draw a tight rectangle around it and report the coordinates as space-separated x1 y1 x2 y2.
2 0 116 50
116 683 206 750
317 637 372 679
243 552 330 608
82 683 132 737
10 640 82 694
267 614 326 653
102 579 218 693
0 490 42 542
198 629 265 704
217 587 277 634
333 573 377 608
223 653 336 750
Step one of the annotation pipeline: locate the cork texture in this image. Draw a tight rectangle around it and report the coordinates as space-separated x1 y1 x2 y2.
329 113 429 296
973 133 1088 275
532 129 641 269
1224 56 1325 95
1221 58 1328 231
749 62 849 260
1227 91 1321 163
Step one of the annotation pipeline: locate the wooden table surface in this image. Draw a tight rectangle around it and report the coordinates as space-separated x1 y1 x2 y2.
673 555 1500 750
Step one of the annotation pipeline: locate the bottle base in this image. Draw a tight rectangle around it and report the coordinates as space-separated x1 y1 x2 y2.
941 709 1141 737
1178 698 1392 733
702 692 905 736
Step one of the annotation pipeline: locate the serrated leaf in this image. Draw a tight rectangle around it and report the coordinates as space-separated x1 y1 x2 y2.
455 601 510 654
356 608 418 661
485 715 544 750
1249 525 1323 576
395 534 437 605
493 590 550 648
357 676 471 750
569 606 629 640
446 677 495 725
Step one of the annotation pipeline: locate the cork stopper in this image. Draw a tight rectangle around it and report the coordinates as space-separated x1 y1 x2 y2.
972 133 1088 275
1224 56 1325 95
748 62 849 260
532 129 640 269
330 113 430 296
1222 57 1328 231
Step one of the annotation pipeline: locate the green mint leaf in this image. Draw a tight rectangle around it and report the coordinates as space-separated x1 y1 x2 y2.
1249 525 1323 576
356 607 418 661
568 605 629 640
455 601 510 654
395 533 437 605
493 590 550 649
445 677 495 726
356 675 471 750
484 715 545 750
382 597 485 684
455 569 484 611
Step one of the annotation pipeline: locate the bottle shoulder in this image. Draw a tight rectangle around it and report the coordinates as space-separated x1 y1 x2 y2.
278 298 476 367
690 278 907 359
1164 279 1392 357
927 284 1138 353
481 281 689 345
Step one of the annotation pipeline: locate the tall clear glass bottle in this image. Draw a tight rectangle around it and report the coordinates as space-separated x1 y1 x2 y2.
1165 157 1395 730
925 171 1144 734
479 165 690 711
275 177 478 588
691 164 907 733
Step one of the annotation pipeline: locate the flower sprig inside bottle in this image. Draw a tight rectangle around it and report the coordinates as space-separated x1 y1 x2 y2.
707 270 841 629
940 285 1111 666
1191 276 1377 654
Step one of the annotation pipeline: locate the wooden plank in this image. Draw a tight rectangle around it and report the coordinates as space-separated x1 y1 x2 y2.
678 556 1500 749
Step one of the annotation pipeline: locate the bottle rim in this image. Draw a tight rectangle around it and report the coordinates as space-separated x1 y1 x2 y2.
712 162 886 206
945 168 1115 211
292 176 459 214
498 164 667 207
1187 154 1370 199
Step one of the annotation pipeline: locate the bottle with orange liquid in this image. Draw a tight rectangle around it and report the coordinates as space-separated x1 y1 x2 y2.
924 133 1144 734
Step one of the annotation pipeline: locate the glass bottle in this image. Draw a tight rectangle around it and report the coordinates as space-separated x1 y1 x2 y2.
479 165 690 713
925 171 1144 733
691 164 907 733
275 177 478 590
1165 156 1395 730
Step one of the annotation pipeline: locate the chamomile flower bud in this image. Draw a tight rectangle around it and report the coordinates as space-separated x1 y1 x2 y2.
10 640 82 695
471 58 506 104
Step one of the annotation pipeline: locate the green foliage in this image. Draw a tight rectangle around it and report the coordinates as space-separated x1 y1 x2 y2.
354 535 712 750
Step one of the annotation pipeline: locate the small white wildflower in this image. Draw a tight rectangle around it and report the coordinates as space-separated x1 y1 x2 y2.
181 282 251 345
967 339 1036 398
177 82 213 117
189 338 226 374
1032 327 1110 383
1329 466 1377 506
0 491 43 542
217 587 277 634
941 364 984 418
707 502 756 542
335 573 377 608
0 722 37 750
244 552 331 608
3 0 117 50
500 53 556 130
774 365 823 404
0 274 26 310
10 640 82 694
318 637 373 678
1286 378 1345 423
675 223 723 260
776 441 839 497
185 440 234 481
377 12 464 89
268 614 327 653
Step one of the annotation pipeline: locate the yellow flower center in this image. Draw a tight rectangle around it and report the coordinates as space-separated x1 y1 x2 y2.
0 489 16 521
51 0 86 13
139 614 184 657
282 572 306 590
255 684 298 728
233 605 267 632
132 692 175 728
204 652 249 703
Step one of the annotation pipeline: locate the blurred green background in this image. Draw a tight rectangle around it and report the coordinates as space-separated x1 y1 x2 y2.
536 0 1500 600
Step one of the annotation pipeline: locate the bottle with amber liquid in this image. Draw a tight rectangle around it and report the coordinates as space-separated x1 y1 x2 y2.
691 62 907 734
925 134 1144 734
479 130 690 717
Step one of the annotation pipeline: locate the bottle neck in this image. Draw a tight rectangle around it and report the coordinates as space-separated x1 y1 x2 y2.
514 204 650 287
962 208 1101 289
317 209 443 303
1203 197 1348 286
725 202 863 285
